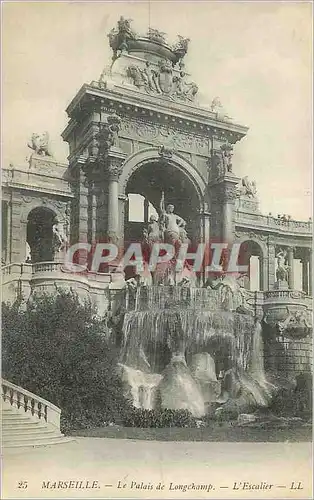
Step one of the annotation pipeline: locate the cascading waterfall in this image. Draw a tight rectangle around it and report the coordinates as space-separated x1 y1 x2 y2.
117 282 271 417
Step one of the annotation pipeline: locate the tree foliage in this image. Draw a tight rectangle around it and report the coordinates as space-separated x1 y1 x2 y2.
2 289 131 432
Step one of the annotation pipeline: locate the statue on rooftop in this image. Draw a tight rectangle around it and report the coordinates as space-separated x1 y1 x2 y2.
173 35 190 65
147 27 167 44
126 59 198 101
211 97 223 113
28 132 53 157
172 71 198 101
108 16 136 61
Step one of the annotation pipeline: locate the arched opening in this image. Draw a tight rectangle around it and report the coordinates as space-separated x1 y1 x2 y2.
238 240 264 291
127 193 158 223
27 207 58 263
124 160 201 246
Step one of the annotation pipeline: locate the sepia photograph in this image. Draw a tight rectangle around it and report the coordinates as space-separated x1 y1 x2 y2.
1 1 313 498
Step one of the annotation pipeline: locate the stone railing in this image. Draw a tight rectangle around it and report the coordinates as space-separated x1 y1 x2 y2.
1 379 61 430
1 263 32 285
32 261 64 274
264 290 307 300
235 211 312 235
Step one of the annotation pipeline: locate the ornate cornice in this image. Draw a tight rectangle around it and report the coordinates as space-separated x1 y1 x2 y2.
62 85 248 144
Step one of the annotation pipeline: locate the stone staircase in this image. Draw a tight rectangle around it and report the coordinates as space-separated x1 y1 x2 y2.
2 379 72 449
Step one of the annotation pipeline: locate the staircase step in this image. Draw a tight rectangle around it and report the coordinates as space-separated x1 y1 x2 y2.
2 422 48 431
3 428 61 441
2 413 34 421
3 436 74 449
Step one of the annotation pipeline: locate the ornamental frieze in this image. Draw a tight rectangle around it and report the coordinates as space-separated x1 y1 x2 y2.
119 119 209 155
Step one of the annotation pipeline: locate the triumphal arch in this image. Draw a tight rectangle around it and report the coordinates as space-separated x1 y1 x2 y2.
62 19 247 251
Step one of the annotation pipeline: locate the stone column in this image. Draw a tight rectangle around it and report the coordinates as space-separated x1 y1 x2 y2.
10 196 23 263
106 152 126 246
87 181 97 244
144 197 149 224
199 203 211 285
208 178 239 244
287 246 294 289
1 200 9 263
309 251 312 296
107 175 119 240
267 239 276 289
221 181 238 244
301 255 309 295
259 256 265 291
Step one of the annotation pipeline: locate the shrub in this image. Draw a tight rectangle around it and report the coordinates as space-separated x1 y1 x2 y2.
2 290 132 432
122 408 197 428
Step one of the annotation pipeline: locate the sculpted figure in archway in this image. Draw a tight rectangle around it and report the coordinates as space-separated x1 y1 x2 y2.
143 215 161 247
276 248 289 282
52 222 68 254
159 192 186 246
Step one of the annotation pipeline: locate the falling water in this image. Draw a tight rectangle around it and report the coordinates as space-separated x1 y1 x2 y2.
117 283 270 416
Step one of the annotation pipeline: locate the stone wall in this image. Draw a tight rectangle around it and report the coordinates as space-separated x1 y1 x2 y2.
265 335 312 376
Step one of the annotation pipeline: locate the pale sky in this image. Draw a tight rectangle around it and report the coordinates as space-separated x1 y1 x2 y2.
2 1 312 220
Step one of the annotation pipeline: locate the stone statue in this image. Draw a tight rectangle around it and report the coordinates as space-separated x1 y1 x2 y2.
172 71 198 101
178 222 190 244
158 145 173 159
147 27 167 44
141 61 160 93
159 192 186 245
96 113 121 156
108 16 136 60
126 60 197 101
277 307 312 339
211 97 223 113
52 223 67 253
143 215 161 246
25 242 32 263
28 132 53 157
276 249 289 282
220 143 233 173
107 112 121 148
237 176 257 198
127 65 145 88
173 35 190 65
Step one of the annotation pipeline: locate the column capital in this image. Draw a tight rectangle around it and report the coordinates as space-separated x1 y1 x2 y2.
210 180 239 204
106 153 126 182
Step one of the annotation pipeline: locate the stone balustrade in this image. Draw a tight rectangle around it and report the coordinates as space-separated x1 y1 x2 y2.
264 289 307 300
2 378 61 430
32 261 64 274
235 211 312 235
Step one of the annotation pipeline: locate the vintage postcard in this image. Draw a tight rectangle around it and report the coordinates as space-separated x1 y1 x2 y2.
1 1 313 499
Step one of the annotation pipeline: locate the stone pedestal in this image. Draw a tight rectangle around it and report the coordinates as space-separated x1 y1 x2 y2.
273 279 289 290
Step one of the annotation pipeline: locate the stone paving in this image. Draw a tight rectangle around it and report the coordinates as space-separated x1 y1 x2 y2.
2 438 312 499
